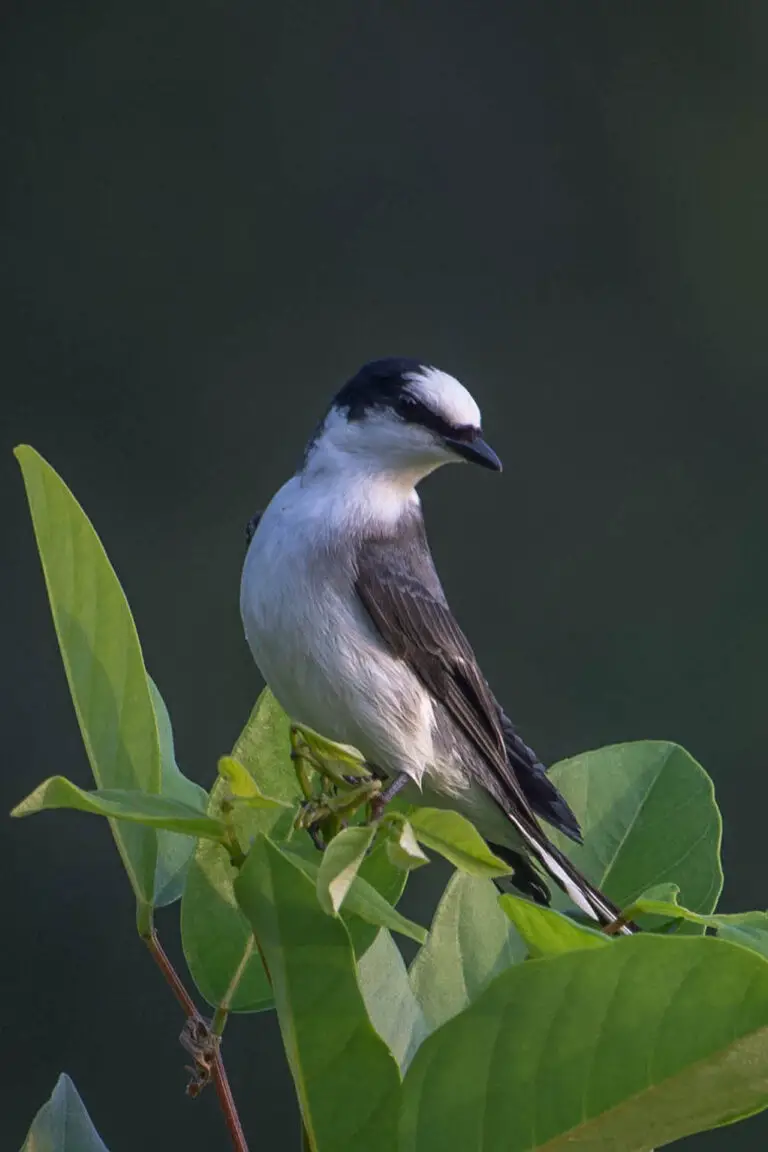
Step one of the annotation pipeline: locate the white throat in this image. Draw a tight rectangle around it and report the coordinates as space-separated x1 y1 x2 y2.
302 407 447 491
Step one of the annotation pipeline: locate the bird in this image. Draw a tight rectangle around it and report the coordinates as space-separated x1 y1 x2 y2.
240 358 631 932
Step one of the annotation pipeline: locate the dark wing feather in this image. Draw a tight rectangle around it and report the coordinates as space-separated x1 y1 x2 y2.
497 709 582 843
355 521 538 828
355 519 632 932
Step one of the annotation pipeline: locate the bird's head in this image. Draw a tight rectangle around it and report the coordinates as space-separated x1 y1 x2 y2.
303 359 501 484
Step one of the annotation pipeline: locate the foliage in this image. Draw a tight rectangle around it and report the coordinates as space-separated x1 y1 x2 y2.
14 445 768 1151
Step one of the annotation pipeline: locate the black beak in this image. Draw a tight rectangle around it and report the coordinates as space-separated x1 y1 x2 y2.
445 435 503 472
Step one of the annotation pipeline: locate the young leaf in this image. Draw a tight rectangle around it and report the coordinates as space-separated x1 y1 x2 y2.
715 914 768 959
407 808 511 879
282 845 426 944
234 837 400 1152
218 755 289 807
21 1073 109 1151
11 777 227 840
626 888 768 959
399 935 768 1150
292 722 372 781
181 689 301 1013
149 677 210 906
316 825 376 915
347 840 411 954
498 894 609 957
386 820 429 871
15 445 162 910
279 835 414 953
357 930 428 1072
548 741 723 915
409 872 526 1032
181 691 413 1012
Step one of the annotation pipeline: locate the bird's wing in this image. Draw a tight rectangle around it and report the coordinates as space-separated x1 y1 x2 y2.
355 521 630 932
497 708 582 843
355 524 539 827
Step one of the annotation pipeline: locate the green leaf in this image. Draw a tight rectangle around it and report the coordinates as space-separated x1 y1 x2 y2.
409 872 526 1032
217 755 289 808
181 691 413 1012
15 445 162 910
180 689 300 1013
498 894 610 957
21 1073 108 1151
548 741 724 915
626 888 768 959
399 934 768 1151
358 930 428 1072
282 845 426 944
386 820 430 871
234 837 400 1152
293 722 372 782
11 777 226 840
716 914 768 959
149 677 210 906
316 825 376 915
407 808 511 879
348 839 411 954
227 689 303 809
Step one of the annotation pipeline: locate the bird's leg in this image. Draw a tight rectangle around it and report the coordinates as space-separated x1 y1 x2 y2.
368 772 410 822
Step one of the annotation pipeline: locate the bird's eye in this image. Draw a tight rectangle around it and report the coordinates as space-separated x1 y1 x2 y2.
449 424 480 443
393 393 421 423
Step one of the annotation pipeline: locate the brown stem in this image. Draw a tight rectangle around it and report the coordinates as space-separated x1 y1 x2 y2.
143 929 249 1152
144 928 198 1016
211 1050 249 1152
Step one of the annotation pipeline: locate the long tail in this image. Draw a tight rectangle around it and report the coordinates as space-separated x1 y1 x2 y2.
508 812 636 935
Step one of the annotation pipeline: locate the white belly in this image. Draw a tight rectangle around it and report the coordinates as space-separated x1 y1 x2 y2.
240 481 435 785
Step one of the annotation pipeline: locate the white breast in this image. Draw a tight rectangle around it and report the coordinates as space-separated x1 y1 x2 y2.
240 475 435 785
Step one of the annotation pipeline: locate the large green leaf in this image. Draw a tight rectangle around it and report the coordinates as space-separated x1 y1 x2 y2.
498 894 609 958
148 678 210 906
180 689 299 1013
16 445 161 912
409 873 526 1032
407 809 511 879
548 741 723 914
11 776 226 840
234 837 400 1152
399 934 768 1151
21 1073 108 1152
358 930 428 1072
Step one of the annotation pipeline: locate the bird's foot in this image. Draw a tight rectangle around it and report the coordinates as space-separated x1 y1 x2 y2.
295 778 384 849
367 772 411 823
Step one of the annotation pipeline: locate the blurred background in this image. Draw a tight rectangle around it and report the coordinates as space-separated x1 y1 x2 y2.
3 2 768 1147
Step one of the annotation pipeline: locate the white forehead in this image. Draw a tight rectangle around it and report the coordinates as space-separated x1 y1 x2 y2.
405 366 481 428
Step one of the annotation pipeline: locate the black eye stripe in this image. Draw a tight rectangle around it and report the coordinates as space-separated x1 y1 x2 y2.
328 359 479 442
395 395 478 441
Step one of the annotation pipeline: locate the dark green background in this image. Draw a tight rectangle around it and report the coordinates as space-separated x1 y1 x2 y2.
3 2 767 1148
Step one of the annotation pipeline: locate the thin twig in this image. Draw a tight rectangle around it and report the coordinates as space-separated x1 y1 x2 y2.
211 1048 249 1152
143 929 249 1152
144 928 198 1016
